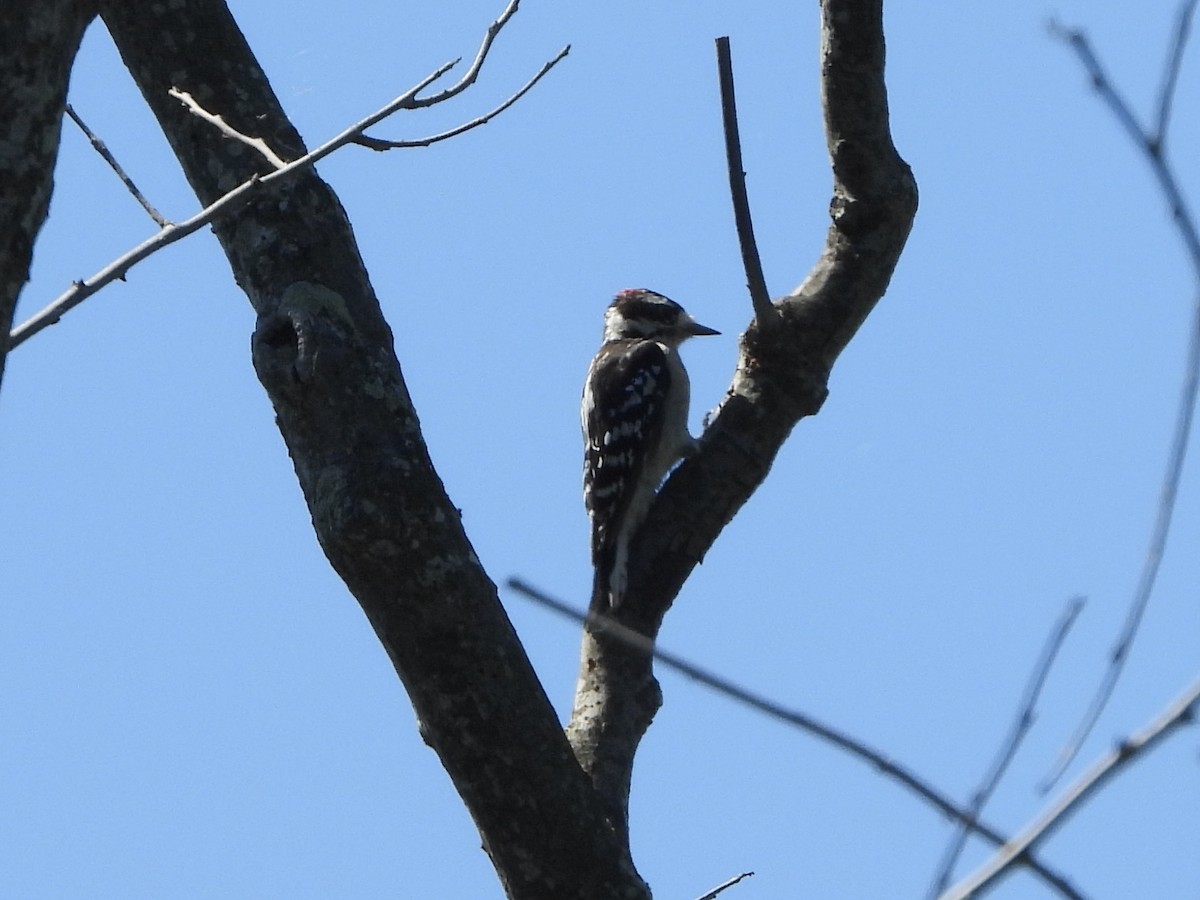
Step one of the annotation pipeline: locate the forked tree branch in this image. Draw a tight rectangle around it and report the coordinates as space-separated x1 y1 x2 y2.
10 39 567 351
412 0 526 108
512 579 1082 900
352 46 569 151
943 676 1200 899
1153 0 1197 143
10 60 451 348
564 0 918 863
929 597 1085 897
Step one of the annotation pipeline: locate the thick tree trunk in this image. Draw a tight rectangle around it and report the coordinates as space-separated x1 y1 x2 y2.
0 0 96 393
97 2 645 897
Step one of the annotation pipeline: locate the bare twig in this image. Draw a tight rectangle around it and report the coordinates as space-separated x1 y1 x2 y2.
1048 21 1147 150
10 59 451 348
65 103 169 226
715 36 773 325
10 20 567 350
928 597 1085 897
506 578 1083 900
412 0 523 108
942 675 1200 899
168 88 288 169
693 871 754 900
1043 6 1200 788
353 45 570 150
11 173 260 347
1154 0 1198 144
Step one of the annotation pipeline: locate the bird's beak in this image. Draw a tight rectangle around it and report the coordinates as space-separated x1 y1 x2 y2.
687 318 720 337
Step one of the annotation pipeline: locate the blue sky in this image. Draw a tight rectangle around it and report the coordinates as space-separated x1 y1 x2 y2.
3 2 1199 897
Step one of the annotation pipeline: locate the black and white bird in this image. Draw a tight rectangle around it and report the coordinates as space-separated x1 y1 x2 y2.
581 288 719 608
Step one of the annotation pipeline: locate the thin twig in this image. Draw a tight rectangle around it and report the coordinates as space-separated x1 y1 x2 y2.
928 597 1085 897
1043 9 1200 789
353 45 570 150
715 36 773 325
1153 0 1198 144
65 103 170 226
942 675 1200 899
693 871 754 900
11 22 568 350
168 88 288 169
412 0 523 108
10 173 259 346
1048 21 1147 149
506 578 1083 900
10 59 453 348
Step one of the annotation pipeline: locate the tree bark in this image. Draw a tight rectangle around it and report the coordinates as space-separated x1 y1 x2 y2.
566 0 918 840
97 2 645 897
0 0 97 393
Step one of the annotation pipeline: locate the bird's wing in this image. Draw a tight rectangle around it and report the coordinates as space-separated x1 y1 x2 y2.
582 338 671 565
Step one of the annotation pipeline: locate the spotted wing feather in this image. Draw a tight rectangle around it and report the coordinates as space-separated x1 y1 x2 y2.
582 339 671 597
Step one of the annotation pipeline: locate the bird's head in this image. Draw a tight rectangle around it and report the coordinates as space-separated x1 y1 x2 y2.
602 288 720 344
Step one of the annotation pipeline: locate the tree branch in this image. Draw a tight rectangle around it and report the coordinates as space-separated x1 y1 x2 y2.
565 0 917 855
411 0 525 108
169 87 288 168
942 675 1200 899
10 59 454 349
10 39 567 351
96 2 641 897
1153 0 1197 144
65 102 170 226
693 871 755 900
1043 3 1200 788
512 579 1082 900
929 597 1085 897
353 44 569 150
715 36 774 325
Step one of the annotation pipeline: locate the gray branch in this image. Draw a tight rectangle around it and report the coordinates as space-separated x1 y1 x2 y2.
1043 1 1200 789
942 676 1200 898
565 0 918 850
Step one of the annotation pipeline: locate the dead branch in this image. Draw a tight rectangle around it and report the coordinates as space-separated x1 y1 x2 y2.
353 45 569 150
65 102 169 225
943 675 1200 898
169 88 288 168
511 578 1082 900
929 597 1085 897
693 871 755 900
1043 0 1200 788
10 30 567 351
715 36 774 325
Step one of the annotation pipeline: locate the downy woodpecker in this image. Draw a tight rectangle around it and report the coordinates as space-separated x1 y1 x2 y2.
582 288 719 608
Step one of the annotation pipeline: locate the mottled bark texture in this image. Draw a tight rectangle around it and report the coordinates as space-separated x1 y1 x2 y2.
0 0 97 393
96 2 645 897
566 0 918 843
